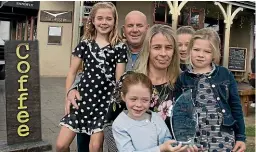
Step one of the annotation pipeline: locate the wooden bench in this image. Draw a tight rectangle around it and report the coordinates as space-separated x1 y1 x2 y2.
238 83 255 117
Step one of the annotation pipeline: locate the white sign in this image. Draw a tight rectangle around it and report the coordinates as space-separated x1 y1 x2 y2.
48 26 62 36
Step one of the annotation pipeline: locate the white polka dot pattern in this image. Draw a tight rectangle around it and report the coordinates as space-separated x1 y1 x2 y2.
60 40 128 135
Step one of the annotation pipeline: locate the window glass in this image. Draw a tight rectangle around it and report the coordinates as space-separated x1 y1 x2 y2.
0 21 10 45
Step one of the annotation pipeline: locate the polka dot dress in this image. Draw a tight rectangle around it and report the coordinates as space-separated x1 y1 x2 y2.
194 76 235 152
60 39 128 135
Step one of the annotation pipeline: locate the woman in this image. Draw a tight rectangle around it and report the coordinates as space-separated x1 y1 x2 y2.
134 24 180 125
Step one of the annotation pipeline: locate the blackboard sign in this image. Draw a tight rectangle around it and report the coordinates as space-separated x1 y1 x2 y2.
228 47 247 72
4 41 42 145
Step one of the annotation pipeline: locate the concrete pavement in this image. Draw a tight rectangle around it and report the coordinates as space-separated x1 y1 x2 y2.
0 77 77 152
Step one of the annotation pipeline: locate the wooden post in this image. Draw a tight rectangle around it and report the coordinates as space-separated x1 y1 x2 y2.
72 1 81 51
18 23 22 40
15 22 18 40
167 1 188 31
24 18 28 40
29 16 34 41
214 2 243 67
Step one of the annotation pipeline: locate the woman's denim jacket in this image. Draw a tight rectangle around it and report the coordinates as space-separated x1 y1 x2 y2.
174 65 246 142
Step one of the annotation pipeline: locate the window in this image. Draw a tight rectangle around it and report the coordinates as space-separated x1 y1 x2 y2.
179 8 205 29
0 21 10 45
153 2 172 25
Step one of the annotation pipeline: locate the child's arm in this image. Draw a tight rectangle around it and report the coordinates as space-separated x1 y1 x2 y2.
112 122 189 152
65 41 86 94
115 43 128 81
112 123 163 152
66 56 82 94
65 57 82 114
64 41 86 114
227 71 246 142
116 63 126 81
70 72 82 91
163 123 173 142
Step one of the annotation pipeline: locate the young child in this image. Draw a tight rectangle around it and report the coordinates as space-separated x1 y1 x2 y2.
176 26 195 71
175 28 246 152
112 72 188 152
56 2 127 152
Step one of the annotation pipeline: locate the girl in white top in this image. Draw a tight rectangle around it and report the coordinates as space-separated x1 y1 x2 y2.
112 72 188 152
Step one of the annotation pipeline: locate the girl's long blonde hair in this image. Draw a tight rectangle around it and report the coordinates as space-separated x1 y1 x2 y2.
188 28 221 65
83 2 120 46
135 24 180 88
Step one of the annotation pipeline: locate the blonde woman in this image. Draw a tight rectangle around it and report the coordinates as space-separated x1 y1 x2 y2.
176 26 195 71
175 28 246 152
56 2 127 152
135 24 180 121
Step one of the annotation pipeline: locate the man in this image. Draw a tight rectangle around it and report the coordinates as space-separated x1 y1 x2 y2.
67 10 149 152
123 10 149 71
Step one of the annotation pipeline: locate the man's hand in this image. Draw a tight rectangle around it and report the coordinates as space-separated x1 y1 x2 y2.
232 141 246 152
65 89 81 115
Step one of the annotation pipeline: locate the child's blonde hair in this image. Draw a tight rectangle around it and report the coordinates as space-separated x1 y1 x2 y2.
188 28 221 65
176 26 195 36
83 2 120 46
135 24 180 88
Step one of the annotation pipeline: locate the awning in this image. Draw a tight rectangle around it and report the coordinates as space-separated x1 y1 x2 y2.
0 1 39 20
219 1 255 10
1 1 40 10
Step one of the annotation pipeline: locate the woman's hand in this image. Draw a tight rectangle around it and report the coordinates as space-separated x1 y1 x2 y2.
232 141 246 152
65 89 81 115
159 140 188 152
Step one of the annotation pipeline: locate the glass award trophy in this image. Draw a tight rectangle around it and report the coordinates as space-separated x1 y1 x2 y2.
169 90 201 148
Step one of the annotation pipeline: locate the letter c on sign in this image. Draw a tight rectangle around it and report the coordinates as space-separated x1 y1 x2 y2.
16 43 29 60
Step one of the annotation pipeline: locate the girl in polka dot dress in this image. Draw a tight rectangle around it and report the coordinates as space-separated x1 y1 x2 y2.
174 28 246 152
56 2 127 152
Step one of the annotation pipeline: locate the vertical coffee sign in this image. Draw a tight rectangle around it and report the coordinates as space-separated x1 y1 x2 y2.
5 41 41 145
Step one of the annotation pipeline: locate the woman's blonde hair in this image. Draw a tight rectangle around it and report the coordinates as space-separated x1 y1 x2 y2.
135 24 180 88
188 28 221 65
176 26 195 36
83 2 120 46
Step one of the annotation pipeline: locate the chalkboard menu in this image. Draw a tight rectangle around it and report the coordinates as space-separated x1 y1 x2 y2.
228 47 247 71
